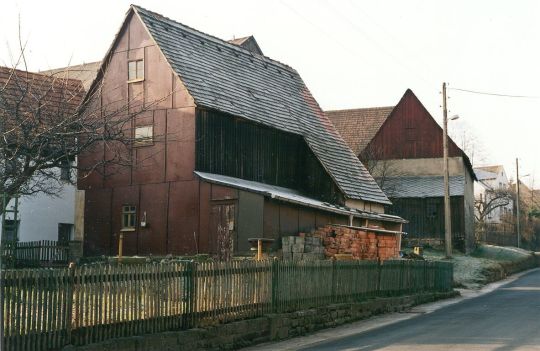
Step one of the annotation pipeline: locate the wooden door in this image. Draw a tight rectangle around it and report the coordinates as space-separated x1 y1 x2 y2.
210 203 236 261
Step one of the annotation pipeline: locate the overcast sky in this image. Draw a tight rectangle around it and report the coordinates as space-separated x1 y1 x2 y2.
1 0 539 187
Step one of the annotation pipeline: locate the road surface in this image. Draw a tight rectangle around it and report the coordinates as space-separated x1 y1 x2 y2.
246 268 540 351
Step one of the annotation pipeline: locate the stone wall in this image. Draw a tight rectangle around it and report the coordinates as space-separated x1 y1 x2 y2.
281 236 325 260
63 291 457 351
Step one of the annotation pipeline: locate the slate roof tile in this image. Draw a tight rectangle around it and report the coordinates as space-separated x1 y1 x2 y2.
381 176 465 198
133 5 390 204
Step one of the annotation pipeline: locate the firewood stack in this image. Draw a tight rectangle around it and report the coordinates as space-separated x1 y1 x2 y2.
309 225 399 261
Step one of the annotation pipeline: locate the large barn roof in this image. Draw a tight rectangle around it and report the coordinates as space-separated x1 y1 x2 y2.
119 5 390 204
325 106 394 155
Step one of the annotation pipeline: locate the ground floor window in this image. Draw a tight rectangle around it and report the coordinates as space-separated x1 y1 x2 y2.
58 223 74 243
122 205 137 230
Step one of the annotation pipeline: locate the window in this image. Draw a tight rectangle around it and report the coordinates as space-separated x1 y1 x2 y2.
58 223 74 243
134 125 153 145
60 161 71 181
128 59 144 82
122 205 137 230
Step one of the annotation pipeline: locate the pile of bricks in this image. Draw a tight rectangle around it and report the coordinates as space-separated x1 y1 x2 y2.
281 236 325 261
310 225 399 261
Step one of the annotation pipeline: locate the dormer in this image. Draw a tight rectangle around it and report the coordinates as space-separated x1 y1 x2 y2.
227 35 263 55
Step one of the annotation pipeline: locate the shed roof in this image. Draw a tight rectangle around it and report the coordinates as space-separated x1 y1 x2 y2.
325 106 394 155
196 171 405 223
116 5 389 204
381 176 465 198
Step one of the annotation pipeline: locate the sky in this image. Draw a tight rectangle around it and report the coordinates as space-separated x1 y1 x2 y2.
1 0 539 187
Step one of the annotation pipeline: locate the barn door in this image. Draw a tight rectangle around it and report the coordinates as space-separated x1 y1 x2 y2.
210 203 236 261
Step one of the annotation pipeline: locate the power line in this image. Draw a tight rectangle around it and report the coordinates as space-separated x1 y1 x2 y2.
449 87 540 99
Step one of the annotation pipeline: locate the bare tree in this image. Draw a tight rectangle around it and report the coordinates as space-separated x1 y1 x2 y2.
474 186 513 241
0 47 167 216
449 120 488 167
475 188 513 223
360 144 402 198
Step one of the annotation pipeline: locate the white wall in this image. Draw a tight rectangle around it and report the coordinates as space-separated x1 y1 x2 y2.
1 169 76 242
474 167 513 224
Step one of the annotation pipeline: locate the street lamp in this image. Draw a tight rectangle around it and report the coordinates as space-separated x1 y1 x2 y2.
442 83 459 258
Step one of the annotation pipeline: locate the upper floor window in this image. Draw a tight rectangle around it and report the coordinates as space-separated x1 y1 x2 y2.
134 125 153 146
128 59 144 82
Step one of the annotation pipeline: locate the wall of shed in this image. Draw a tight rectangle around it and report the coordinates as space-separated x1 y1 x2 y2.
195 109 342 204
237 191 264 253
262 198 349 244
386 196 465 244
80 12 200 256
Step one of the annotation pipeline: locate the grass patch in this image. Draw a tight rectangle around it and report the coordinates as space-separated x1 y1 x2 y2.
422 245 536 289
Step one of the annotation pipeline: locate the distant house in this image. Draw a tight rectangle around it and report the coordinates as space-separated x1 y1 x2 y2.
326 89 477 252
474 165 513 223
41 61 102 91
78 5 404 257
0 67 83 244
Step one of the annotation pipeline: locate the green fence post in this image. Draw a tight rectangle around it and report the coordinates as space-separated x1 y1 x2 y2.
183 261 197 329
66 263 75 346
331 260 337 303
271 259 279 313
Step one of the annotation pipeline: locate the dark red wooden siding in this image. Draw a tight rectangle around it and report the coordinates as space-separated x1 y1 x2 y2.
363 89 463 160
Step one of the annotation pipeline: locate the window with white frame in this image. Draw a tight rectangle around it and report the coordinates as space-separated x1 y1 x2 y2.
122 205 137 230
128 59 144 82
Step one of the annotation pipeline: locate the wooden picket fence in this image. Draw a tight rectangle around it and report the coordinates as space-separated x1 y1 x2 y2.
1 241 69 268
1 259 453 351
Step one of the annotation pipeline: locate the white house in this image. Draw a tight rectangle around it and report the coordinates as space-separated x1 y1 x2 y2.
1 168 76 243
474 165 513 223
0 66 87 244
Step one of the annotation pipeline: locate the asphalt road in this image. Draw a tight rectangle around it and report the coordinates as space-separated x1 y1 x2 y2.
299 269 540 351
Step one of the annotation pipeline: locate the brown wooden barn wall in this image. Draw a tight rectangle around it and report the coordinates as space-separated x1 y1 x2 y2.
195 109 341 204
362 90 463 161
196 182 352 255
80 12 200 256
80 12 356 257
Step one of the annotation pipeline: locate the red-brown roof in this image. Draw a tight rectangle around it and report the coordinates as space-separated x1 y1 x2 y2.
325 106 394 155
0 66 85 139
40 61 101 91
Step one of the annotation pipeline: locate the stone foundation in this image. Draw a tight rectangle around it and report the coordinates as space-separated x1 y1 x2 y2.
62 291 457 351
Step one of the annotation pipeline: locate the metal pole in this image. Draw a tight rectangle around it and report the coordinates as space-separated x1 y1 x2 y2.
516 158 521 248
118 233 124 263
257 239 262 261
443 82 452 258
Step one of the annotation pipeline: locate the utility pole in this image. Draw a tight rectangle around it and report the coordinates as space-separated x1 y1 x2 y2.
516 158 521 248
442 82 452 258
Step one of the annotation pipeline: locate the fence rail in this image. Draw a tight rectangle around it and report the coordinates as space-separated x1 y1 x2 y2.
1 259 453 351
